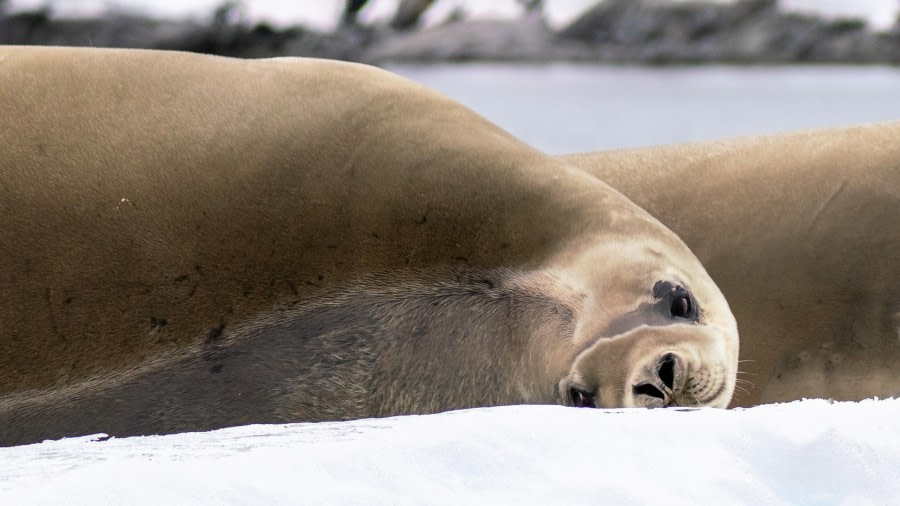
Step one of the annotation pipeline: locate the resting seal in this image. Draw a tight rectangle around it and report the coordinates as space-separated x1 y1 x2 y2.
0 46 737 446
561 123 900 406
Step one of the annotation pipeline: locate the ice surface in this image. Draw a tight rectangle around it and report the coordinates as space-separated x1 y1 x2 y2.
2 399 898 504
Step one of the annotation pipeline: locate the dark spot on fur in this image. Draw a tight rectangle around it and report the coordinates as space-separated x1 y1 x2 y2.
475 278 495 290
417 214 427 225
454 256 469 263
242 286 252 297
327 244 338 250
149 316 168 328
187 285 197 297
44 287 64 342
63 297 74 304
500 243 510 249
371 232 380 239
211 364 224 373
653 280 673 298
206 322 226 343
194 264 203 274
174 274 189 283
318 274 324 281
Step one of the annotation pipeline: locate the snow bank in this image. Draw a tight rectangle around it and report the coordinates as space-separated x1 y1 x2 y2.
2 399 898 504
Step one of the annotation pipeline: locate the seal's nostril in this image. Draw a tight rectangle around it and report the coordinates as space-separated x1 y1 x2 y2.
659 354 676 390
633 383 665 400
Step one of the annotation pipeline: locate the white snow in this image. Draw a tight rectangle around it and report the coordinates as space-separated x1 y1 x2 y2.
5 0 899 31
2 399 898 504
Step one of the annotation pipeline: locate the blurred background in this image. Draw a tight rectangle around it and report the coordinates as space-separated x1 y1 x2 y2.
3 0 900 152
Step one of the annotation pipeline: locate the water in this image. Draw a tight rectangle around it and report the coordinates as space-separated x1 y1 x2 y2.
388 64 900 154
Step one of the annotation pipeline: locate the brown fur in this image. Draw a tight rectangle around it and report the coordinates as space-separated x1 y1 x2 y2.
2 269 581 443
561 122 900 406
0 47 737 446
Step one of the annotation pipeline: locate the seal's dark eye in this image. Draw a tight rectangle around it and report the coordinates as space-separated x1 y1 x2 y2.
669 286 697 320
569 386 597 408
671 293 692 319
654 281 698 320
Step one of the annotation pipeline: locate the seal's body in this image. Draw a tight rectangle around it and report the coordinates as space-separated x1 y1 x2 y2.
0 47 737 446
562 123 900 406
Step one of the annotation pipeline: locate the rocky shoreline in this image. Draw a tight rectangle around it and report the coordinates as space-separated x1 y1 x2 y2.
1 0 898 64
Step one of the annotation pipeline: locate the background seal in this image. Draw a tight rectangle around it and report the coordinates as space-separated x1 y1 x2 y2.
562 122 899 406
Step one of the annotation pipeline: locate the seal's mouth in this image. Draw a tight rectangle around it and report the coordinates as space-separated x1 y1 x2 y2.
568 386 597 408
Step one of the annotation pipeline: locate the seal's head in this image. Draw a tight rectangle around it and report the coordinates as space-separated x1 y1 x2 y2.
552 231 739 409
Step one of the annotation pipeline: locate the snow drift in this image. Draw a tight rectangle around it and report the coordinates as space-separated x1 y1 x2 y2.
2 399 898 504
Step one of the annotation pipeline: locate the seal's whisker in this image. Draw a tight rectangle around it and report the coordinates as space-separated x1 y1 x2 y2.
734 379 757 393
735 377 755 387
684 385 702 407
732 384 751 396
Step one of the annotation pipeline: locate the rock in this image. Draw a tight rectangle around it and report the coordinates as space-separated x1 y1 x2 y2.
555 0 889 64
0 0 896 65
391 0 435 31
364 13 556 63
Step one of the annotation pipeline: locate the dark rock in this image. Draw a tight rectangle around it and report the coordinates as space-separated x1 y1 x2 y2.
391 0 435 31
555 0 889 64
364 13 556 63
341 0 370 27
0 0 896 65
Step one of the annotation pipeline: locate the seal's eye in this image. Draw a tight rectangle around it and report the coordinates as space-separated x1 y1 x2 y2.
653 281 698 321
671 292 693 319
569 386 597 408
669 285 698 320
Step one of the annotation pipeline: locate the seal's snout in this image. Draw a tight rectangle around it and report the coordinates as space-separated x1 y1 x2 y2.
632 352 684 405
